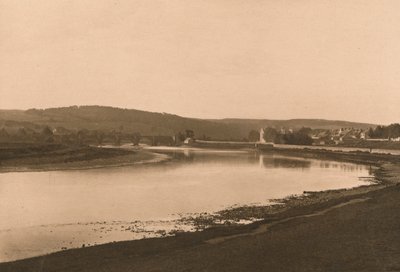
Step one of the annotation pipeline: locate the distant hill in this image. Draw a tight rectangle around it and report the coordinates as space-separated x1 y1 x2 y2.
0 106 377 140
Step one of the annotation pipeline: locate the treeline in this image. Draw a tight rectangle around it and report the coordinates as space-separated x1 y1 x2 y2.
367 123 400 139
0 125 200 147
262 127 313 145
0 126 146 146
0 127 56 143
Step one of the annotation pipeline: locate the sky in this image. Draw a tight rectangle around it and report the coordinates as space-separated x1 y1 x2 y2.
0 0 399 124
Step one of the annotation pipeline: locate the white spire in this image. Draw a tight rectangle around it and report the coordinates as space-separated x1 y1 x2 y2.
259 128 266 143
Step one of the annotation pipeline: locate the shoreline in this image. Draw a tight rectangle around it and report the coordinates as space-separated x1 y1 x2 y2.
1 148 399 270
265 146 400 165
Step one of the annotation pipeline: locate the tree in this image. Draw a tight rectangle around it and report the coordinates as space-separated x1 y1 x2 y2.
41 126 53 137
282 131 313 145
131 132 141 146
248 130 260 142
95 131 105 146
174 132 186 145
388 123 400 139
41 126 54 143
374 126 387 138
76 129 89 145
185 130 194 138
263 127 279 143
368 124 400 139
298 127 312 135
367 127 374 138
111 130 121 146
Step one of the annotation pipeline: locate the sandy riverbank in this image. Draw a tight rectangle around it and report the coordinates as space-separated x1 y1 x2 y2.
1 149 400 271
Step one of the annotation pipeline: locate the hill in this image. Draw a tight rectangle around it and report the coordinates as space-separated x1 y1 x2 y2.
0 106 377 140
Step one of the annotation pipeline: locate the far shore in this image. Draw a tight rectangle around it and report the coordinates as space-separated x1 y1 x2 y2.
1 144 400 271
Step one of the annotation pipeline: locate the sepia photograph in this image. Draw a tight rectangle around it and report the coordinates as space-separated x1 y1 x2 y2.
1 0 400 271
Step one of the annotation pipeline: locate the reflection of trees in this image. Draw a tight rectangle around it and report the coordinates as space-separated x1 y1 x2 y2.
259 154 371 173
338 163 368 172
147 150 373 176
247 153 260 164
368 165 375 177
155 150 257 165
319 160 369 172
259 155 312 169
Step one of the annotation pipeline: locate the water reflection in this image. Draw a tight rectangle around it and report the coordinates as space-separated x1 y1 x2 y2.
258 155 312 169
157 149 315 168
155 149 372 173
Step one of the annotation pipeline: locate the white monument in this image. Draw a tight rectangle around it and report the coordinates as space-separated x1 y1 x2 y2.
259 128 266 143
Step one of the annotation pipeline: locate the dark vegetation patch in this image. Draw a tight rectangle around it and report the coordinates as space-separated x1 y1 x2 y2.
0 143 136 168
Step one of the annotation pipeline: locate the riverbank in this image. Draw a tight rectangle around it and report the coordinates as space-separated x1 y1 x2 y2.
0 143 170 173
1 149 400 271
266 146 400 165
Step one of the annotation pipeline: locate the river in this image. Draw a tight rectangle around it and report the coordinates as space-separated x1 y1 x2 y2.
0 148 374 262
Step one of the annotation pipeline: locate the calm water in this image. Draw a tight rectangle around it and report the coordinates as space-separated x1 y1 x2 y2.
0 149 374 262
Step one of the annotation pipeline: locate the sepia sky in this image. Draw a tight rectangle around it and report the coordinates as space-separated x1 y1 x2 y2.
0 0 399 124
